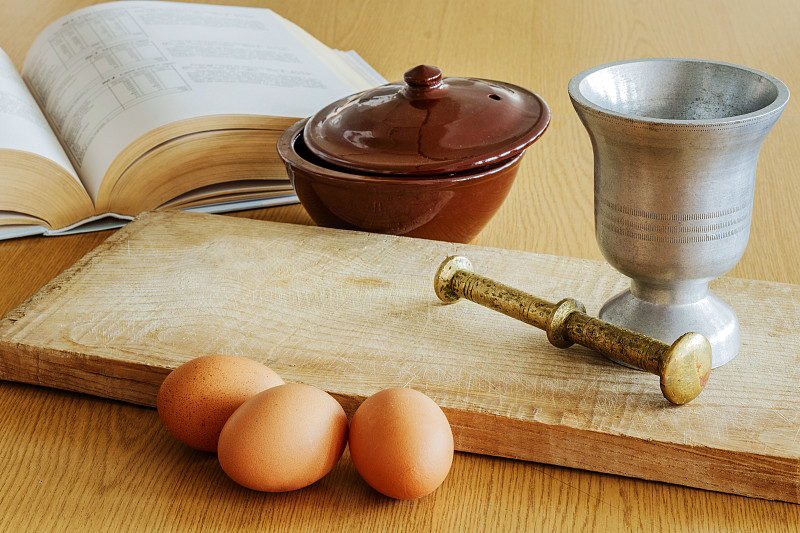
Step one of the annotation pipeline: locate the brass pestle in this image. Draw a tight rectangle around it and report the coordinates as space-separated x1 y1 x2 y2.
434 256 712 405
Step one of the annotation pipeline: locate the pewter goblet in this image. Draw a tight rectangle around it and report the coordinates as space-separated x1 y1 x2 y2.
568 58 789 368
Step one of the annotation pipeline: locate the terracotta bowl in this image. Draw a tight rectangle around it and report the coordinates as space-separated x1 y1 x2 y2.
277 65 549 243
278 118 525 243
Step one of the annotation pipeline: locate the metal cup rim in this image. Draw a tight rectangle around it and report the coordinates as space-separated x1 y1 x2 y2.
567 57 790 127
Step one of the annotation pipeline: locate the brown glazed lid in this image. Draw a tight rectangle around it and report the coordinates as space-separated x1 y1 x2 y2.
303 65 550 176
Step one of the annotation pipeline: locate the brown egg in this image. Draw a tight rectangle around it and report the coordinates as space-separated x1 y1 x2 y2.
348 387 454 499
156 354 284 452
217 383 348 492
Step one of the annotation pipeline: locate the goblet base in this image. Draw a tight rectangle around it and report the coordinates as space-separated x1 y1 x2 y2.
598 288 739 369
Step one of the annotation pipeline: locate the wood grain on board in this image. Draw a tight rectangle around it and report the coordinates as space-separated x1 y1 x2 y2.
0 210 797 503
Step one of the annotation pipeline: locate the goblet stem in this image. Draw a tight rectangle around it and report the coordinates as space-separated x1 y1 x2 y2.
631 280 710 306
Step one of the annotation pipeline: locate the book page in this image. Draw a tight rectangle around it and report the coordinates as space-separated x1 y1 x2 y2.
21 1 385 204
0 49 79 181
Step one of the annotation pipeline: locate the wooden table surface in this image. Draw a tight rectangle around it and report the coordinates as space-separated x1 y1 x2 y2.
1 0 798 530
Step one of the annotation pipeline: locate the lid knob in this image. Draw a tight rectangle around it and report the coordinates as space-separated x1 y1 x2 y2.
403 65 443 94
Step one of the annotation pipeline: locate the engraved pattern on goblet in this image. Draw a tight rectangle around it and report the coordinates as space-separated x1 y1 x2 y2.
595 197 752 245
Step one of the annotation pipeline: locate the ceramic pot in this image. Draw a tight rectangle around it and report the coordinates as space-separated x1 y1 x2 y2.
277 65 550 243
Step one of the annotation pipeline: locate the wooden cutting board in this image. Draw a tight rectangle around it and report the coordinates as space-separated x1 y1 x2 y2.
0 210 797 503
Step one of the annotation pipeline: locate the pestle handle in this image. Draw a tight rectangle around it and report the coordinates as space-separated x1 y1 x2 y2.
434 256 712 405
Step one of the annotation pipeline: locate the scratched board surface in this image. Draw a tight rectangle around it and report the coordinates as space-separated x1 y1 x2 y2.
0 210 797 503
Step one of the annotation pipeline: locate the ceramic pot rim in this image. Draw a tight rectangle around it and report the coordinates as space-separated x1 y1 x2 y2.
278 118 525 187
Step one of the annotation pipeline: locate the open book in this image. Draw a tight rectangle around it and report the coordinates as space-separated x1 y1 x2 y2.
0 1 386 239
